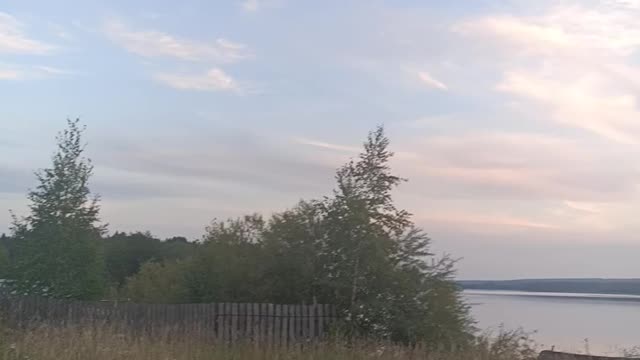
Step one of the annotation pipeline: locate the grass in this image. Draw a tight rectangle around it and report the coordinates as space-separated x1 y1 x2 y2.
0 324 538 360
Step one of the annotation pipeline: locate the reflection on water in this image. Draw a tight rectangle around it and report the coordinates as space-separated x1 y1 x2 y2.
464 290 640 356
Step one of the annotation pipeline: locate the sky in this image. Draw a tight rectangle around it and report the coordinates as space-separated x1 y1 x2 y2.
3 0 640 280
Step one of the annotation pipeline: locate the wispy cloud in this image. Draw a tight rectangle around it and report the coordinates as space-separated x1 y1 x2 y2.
497 70 640 144
418 211 556 230
48 23 72 40
0 69 20 80
292 137 360 153
242 0 260 12
564 201 603 214
104 20 250 63
154 68 241 92
399 131 638 202
417 71 447 90
455 15 572 56
0 64 71 81
0 12 56 54
33 65 73 76
457 2 640 144
91 130 336 198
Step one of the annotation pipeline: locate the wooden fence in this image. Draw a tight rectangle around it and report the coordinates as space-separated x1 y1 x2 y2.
0 293 339 344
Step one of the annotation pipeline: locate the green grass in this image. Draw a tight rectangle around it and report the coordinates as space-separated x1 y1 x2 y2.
0 324 537 360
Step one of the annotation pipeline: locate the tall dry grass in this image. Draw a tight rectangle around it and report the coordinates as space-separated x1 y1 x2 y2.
0 323 538 360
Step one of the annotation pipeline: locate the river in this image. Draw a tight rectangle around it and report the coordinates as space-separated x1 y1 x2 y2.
465 289 640 356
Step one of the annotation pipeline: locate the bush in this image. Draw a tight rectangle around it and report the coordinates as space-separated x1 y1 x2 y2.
123 260 190 303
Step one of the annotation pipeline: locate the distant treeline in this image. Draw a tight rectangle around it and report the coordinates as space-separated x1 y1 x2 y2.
459 279 640 295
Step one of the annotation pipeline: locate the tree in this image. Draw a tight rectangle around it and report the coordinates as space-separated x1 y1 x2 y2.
316 126 473 344
124 260 190 303
8 119 106 300
260 201 325 304
103 231 164 287
161 236 198 262
187 215 265 303
103 232 198 288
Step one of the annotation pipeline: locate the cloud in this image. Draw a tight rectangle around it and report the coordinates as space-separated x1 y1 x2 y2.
455 15 572 56
0 64 71 81
91 129 338 197
418 211 557 230
1 128 341 238
381 127 640 234
242 0 260 12
0 69 20 80
604 0 640 9
457 2 640 144
292 137 360 153
564 201 603 214
154 68 241 92
397 131 640 202
0 12 56 54
497 69 640 144
241 0 282 12
32 65 73 76
455 3 640 57
287 130 638 205
104 20 250 63
417 71 447 90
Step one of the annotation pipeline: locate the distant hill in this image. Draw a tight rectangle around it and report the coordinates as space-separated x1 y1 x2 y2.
458 278 640 295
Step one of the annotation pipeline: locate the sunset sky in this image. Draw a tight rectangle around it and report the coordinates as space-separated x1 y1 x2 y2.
3 0 640 279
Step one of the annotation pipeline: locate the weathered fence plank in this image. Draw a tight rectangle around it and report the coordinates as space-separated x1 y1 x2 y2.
252 302 260 343
317 304 324 339
287 304 295 343
216 303 224 342
231 302 238 342
296 304 303 341
281 303 288 345
274 304 281 347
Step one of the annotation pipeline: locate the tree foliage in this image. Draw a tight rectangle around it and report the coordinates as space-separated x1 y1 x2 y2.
8 119 106 299
124 260 190 303
313 126 471 343
186 215 265 303
0 245 8 279
103 231 164 287
259 201 325 304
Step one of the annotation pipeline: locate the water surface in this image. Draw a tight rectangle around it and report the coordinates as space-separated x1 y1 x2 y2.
465 289 640 355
